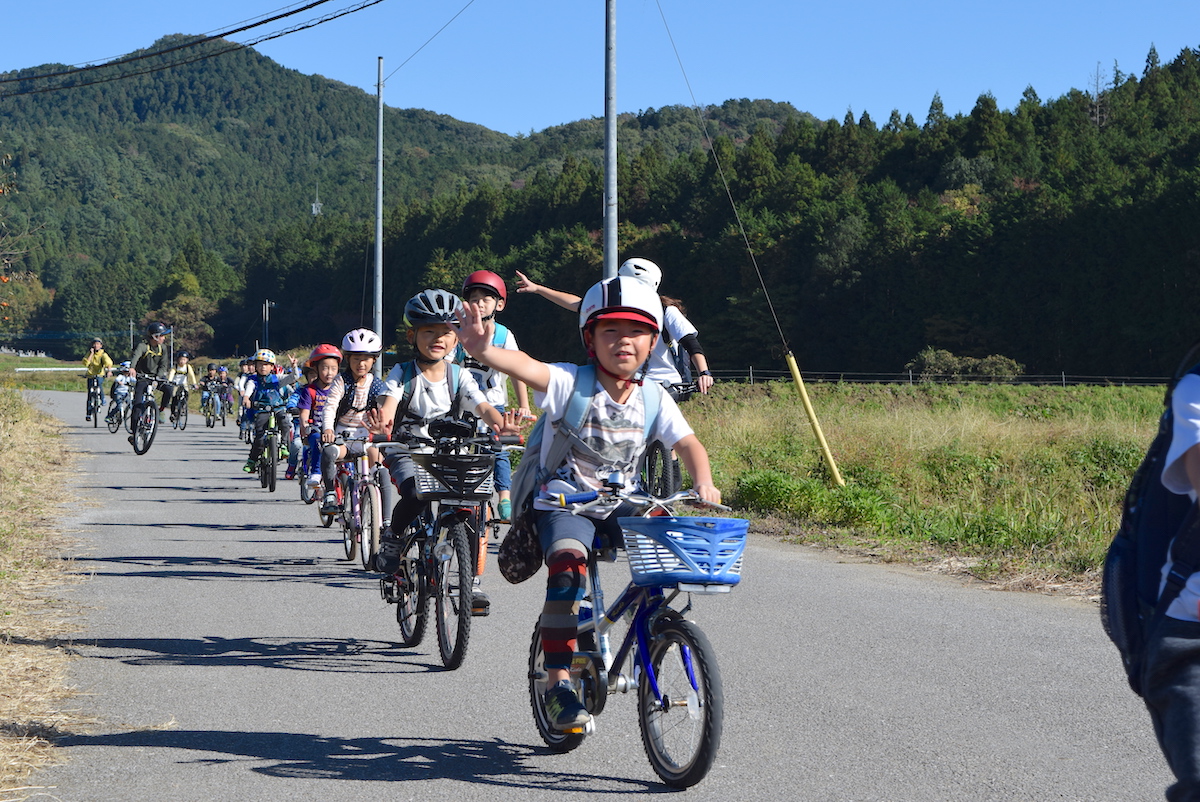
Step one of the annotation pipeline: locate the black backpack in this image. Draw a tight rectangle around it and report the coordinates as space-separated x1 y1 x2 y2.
1101 343 1200 696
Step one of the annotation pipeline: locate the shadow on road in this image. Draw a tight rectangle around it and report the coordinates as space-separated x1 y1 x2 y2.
70 553 374 590
65 635 446 674
52 729 667 791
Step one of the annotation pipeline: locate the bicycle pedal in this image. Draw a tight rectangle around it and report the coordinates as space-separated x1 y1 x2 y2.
471 605 490 617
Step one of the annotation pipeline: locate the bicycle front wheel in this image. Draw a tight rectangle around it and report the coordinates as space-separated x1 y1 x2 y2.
132 400 158 455
266 435 278 492
106 400 122 433
339 475 357 560
395 535 428 646
359 483 382 571
644 440 681 497
177 398 188 431
434 521 473 669
204 400 215 428
637 616 724 789
528 622 587 753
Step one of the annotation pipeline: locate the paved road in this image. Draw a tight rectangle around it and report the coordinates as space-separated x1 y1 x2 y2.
27 389 1174 801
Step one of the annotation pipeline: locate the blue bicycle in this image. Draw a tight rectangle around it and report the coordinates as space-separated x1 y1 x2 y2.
528 482 748 788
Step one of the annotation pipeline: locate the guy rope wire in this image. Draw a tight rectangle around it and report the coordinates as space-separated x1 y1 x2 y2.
654 0 843 486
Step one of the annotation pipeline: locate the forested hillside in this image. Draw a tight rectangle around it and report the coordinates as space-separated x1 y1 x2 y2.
2 36 1199 376
0 35 802 353
239 46 1200 376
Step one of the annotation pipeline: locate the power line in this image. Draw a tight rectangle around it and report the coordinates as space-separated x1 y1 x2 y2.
383 0 477 83
0 1 336 86
653 0 790 352
0 0 387 99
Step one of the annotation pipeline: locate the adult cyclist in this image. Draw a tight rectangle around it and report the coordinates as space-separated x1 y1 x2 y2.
128 322 175 436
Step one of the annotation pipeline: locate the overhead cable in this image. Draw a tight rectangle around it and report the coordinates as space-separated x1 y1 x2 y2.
0 0 386 98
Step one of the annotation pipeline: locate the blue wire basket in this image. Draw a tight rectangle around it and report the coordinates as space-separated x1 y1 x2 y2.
619 516 749 588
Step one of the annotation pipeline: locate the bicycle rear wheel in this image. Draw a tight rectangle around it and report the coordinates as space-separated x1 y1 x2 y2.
435 521 473 670
132 400 158 455
528 622 587 752
359 483 382 571
395 535 428 646
637 616 724 789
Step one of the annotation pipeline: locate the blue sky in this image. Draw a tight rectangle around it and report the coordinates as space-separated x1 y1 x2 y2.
3 0 1198 136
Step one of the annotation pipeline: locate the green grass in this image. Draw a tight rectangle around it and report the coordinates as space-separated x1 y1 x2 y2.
685 380 1160 585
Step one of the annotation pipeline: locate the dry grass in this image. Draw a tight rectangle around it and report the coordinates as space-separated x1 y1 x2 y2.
0 388 87 796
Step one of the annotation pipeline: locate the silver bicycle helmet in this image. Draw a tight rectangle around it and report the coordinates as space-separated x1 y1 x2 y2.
404 289 464 327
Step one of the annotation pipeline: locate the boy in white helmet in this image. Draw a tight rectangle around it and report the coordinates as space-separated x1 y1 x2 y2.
454 275 720 733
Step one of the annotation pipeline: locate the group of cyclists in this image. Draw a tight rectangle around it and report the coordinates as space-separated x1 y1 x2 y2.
81 260 720 744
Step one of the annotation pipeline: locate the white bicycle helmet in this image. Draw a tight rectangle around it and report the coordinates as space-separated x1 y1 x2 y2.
617 257 663 291
578 276 663 346
341 328 382 355
404 289 463 327
252 348 276 365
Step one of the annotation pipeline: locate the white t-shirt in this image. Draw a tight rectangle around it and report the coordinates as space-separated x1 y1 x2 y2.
532 363 693 517
382 362 489 444
461 326 519 408
1161 372 1200 621
643 305 698 386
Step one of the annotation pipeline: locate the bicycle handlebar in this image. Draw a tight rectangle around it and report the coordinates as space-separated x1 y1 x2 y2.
546 485 732 515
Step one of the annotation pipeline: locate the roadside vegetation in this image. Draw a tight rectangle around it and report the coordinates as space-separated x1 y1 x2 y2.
0 384 82 792
690 379 1158 591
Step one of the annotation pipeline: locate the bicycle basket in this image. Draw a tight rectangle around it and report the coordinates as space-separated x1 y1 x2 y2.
620 516 748 589
411 452 495 501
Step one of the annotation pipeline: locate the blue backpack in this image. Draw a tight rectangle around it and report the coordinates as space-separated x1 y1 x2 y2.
1101 344 1200 697
497 365 662 584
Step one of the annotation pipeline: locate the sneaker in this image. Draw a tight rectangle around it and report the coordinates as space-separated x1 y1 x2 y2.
243 459 256 473
127 435 135 446
320 492 339 514
375 536 402 574
158 411 167 424
543 680 590 731
85 415 91 422
284 466 296 480
305 475 322 488
497 498 512 522
279 445 289 460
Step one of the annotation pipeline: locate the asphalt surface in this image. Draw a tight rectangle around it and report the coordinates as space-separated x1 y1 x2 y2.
25 389 1176 801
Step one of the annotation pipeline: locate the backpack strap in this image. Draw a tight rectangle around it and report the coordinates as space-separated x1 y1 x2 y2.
538 366 596 481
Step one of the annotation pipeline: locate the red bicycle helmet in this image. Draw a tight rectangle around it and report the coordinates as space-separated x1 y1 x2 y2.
306 343 343 368
462 270 507 302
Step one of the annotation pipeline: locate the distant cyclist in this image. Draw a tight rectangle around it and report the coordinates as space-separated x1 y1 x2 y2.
82 338 114 421
128 322 175 430
242 349 299 473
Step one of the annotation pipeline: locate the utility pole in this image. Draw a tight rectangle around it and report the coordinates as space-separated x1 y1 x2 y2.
602 0 617 279
262 300 276 350
374 56 385 376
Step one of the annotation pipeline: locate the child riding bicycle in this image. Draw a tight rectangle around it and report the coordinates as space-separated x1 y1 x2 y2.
370 290 511 609
456 270 532 522
319 329 387 513
296 344 341 487
242 349 298 473
454 275 721 732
